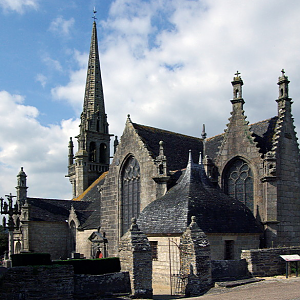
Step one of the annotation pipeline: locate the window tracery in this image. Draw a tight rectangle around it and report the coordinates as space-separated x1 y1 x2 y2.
121 156 140 236
224 159 254 212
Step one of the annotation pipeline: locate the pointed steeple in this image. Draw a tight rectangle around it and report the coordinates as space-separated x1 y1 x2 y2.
67 19 112 198
81 20 108 137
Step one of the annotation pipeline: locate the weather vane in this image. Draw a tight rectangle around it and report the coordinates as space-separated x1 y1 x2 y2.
93 7 97 21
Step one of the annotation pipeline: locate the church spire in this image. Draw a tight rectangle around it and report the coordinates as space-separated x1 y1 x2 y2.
81 20 108 137
67 17 112 198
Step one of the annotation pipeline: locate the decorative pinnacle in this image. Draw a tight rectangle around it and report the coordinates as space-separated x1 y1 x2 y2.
201 124 207 139
199 152 202 165
93 7 97 21
130 217 140 231
281 69 285 76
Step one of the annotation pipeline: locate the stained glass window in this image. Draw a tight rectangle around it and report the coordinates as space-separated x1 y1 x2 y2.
121 156 141 235
224 159 254 212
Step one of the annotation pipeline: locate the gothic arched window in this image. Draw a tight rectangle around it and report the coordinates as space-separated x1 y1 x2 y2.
121 156 140 236
224 159 254 212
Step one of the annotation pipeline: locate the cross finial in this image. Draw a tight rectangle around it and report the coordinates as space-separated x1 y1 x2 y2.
235 70 241 77
281 69 285 76
93 7 97 21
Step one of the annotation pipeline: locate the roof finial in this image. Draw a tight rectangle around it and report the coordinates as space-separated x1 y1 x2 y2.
281 69 285 76
235 70 241 77
93 7 97 21
201 124 207 140
188 149 193 165
199 152 202 165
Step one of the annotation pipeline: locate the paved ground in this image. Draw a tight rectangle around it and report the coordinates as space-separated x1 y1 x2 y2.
108 276 300 300
151 276 300 300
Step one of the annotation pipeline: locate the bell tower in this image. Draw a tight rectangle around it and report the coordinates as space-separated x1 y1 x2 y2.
67 18 112 198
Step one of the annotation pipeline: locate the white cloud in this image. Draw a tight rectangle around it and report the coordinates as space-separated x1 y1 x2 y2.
0 90 79 200
4 0 300 201
35 74 47 87
43 55 63 72
49 16 75 36
0 0 38 13
51 51 88 114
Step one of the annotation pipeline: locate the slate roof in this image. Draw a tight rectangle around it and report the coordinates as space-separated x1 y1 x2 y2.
132 123 203 171
205 117 278 160
138 152 262 235
27 197 100 230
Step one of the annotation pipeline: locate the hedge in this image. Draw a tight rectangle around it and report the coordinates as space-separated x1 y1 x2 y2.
11 253 52 267
52 257 121 275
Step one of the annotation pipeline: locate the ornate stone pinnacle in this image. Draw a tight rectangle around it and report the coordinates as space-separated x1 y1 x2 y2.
130 217 140 231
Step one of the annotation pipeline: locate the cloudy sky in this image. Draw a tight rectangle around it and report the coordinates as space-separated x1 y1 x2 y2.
1 0 300 203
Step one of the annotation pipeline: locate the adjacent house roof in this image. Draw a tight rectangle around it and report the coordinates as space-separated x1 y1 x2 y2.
132 122 203 171
27 197 100 230
138 151 262 235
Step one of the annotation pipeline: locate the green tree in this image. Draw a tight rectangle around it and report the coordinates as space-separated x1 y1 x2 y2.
0 225 8 256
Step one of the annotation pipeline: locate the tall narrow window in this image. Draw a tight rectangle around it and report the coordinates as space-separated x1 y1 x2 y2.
224 159 254 212
224 240 235 260
89 142 96 162
121 156 140 236
150 241 158 260
70 221 76 253
100 143 107 164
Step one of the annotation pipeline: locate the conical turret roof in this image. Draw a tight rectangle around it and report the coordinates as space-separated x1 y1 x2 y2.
138 151 261 234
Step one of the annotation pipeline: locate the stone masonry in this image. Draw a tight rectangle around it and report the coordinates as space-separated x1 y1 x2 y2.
119 217 153 299
180 216 212 297
241 246 300 277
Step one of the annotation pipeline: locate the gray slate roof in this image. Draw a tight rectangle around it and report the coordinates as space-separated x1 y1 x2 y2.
132 123 203 171
27 197 100 230
138 152 262 235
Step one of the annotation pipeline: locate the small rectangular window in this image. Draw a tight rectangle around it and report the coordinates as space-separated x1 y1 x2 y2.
224 240 235 260
150 241 158 260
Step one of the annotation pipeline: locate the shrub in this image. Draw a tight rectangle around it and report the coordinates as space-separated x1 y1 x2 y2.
53 257 121 275
11 253 52 267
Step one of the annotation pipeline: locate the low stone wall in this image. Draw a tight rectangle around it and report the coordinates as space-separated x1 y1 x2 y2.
0 265 74 300
0 265 131 300
211 259 251 281
74 272 131 299
241 246 300 277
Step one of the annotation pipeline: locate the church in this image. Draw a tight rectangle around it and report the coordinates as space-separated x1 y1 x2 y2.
6 19 300 283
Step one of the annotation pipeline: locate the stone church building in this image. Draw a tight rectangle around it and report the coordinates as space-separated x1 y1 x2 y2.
7 19 300 282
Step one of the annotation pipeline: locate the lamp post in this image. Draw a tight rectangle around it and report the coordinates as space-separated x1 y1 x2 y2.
0 193 20 259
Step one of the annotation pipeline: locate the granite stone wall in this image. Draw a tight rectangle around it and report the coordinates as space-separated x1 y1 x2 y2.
241 246 300 276
0 265 74 300
29 222 69 260
211 259 251 281
74 272 131 299
101 119 158 256
0 265 131 300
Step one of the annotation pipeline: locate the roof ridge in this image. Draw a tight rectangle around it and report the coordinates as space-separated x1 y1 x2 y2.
133 122 202 140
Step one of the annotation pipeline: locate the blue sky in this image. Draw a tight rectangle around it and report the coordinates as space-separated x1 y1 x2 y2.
1 0 300 202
